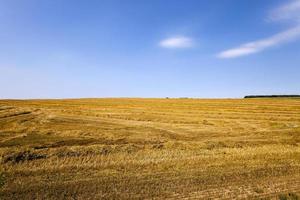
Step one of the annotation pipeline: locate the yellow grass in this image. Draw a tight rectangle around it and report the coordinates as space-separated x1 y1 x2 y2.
0 98 300 199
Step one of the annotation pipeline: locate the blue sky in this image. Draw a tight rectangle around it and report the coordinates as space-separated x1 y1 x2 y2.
0 0 300 98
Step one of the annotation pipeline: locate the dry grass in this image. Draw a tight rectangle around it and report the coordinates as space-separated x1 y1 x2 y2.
0 98 300 199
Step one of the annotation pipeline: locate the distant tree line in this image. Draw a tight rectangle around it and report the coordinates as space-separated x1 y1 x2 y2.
244 95 300 98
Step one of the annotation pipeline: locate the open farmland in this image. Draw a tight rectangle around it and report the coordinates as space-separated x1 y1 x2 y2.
0 98 300 199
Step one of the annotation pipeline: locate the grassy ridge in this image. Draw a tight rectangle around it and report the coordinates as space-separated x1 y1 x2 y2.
0 98 300 199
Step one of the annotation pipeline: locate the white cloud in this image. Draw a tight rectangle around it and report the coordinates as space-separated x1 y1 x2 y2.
269 0 300 22
218 0 300 59
159 36 193 49
218 26 300 58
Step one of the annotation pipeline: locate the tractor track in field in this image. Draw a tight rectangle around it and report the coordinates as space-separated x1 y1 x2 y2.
167 175 300 199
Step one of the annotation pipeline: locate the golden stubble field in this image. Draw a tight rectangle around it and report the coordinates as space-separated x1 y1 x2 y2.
0 98 300 199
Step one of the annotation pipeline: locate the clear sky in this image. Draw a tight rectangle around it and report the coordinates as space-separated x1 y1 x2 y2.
1 0 300 98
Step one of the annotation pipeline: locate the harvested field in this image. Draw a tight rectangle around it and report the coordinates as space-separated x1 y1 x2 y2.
0 98 300 199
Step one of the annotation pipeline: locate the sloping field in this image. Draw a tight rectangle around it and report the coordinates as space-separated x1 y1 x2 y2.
0 98 300 199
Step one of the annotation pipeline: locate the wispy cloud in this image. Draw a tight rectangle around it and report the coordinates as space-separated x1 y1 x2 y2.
218 26 300 58
269 0 300 22
159 36 193 49
218 0 300 59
